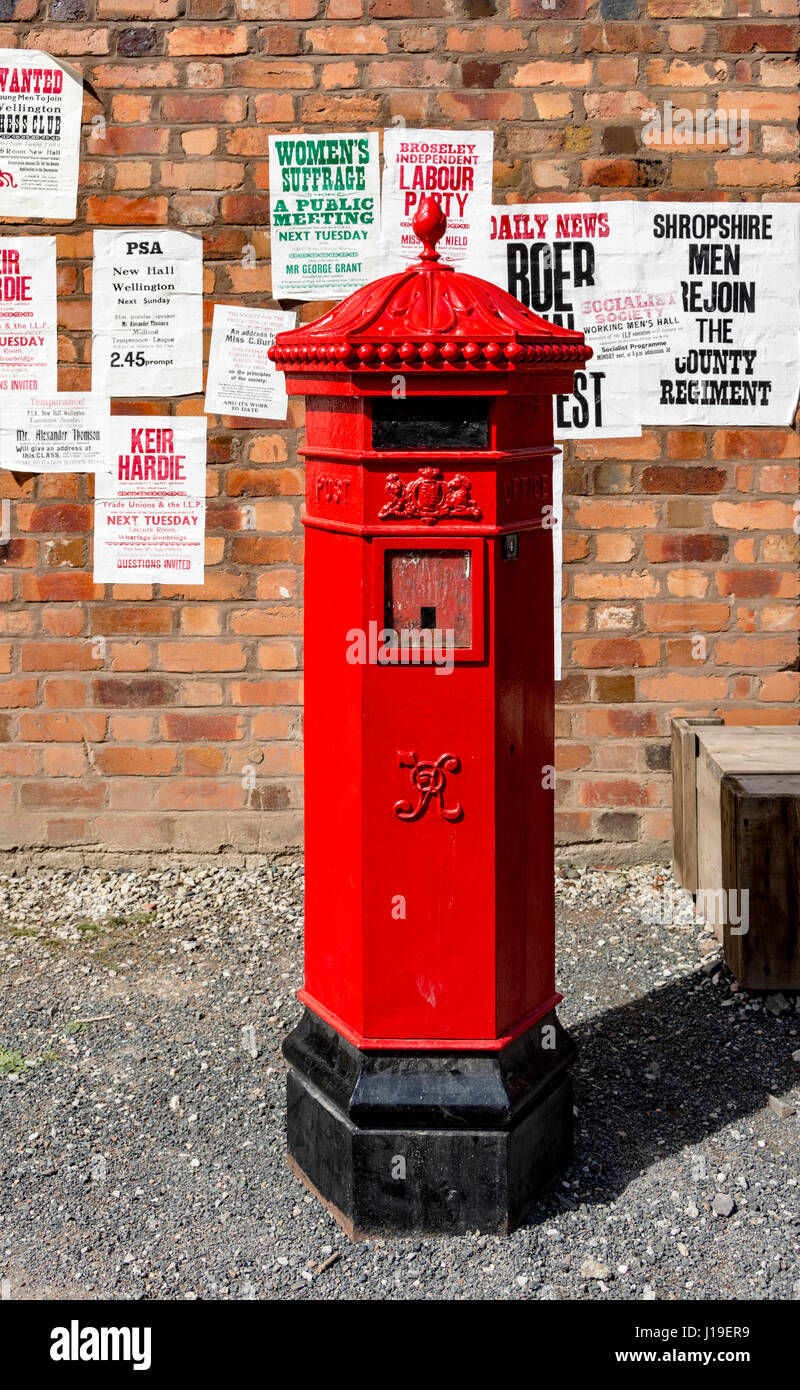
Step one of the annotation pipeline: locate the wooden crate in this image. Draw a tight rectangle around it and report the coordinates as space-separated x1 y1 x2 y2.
721 774 800 991
690 727 800 988
671 715 723 893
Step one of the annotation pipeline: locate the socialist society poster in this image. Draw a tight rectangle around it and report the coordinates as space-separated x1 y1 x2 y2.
0 236 57 396
0 49 82 220
94 416 207 585
578 284 688 412
269 132 380 300
92 230 203 398
380 128 494 275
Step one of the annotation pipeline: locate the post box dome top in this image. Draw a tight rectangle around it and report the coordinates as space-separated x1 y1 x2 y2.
269 196 592 374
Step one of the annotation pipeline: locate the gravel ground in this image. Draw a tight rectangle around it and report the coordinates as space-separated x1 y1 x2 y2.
1 859 799 1302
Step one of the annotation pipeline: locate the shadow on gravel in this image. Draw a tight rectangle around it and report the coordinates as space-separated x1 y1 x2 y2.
522 967 799 1223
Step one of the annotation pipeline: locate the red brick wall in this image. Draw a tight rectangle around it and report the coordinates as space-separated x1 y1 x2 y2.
0 1 797 861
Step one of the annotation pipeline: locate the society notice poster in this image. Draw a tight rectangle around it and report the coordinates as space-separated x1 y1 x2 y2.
93 417 207 585
0 49 82 220
578 284 687 409
381 128 494 275
634 203 800 426
0 236 57 395
204 305 295 420
268 132 380 300
91 230 203 398
488 202 640 440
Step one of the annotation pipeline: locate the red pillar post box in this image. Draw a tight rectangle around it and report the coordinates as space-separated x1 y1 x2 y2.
271 197 592 1236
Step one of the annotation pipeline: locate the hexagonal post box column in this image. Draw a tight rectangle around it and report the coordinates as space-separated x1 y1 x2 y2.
270 196 592 1237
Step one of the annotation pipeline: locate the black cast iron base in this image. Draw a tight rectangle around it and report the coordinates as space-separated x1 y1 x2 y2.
283 1007 577 1237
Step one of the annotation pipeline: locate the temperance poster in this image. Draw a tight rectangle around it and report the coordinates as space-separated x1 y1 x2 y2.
381 128 494 275
268 132 380 300
92 230 203 398
0 50 82 220
0 394 108 473
634 203 800 426
94 417 206 585
487 202 640 440
0 236 57 396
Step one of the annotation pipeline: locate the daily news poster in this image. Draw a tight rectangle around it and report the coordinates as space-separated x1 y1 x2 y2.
488 202 641 440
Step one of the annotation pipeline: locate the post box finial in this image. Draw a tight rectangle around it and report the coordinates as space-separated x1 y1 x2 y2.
412 195 447 263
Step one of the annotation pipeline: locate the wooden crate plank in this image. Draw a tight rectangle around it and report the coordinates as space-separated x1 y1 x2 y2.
697 727 800 776
696 744 726 940
722 773 800 991
671 715 723 892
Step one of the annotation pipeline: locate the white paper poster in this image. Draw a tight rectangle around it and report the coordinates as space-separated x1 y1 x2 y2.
381 128 494 275
92 230 203 398
483 201 641 436
488 203 641 440
552 451 563 682
579 284 688 399
269 132 380 300
0 50 82 220
0 236 57 395
0 394 108 473
94 416 206 585
204 305 295 420
634 203 800 425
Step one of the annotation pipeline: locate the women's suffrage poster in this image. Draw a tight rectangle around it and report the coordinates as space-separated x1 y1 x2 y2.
0 50 82 220
92 231 203 398
204 305 295 420
381 129 494 275
0 394 108 473
94 417 206 585
0 236 57 395
488 202 640 439
269 133 380 300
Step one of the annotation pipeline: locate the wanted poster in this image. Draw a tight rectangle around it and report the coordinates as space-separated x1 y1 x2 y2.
0 49 82 220
0 394 108 473
0 236 57 395
93 416 206 585
204 305 295 420
381 128 494 274
92 230 203 398
269 132 380 300
488 202 641 440
635 203 800 425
